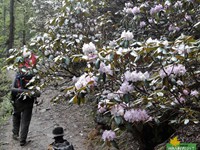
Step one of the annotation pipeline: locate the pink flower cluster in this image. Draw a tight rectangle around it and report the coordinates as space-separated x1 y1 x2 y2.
124 109 150 123
121 30 134 41
168 24 180 32
102 130 116 141
174 1 183 8
110 104 125 116
98 62 113 75
124 70 150 82
159 64 186 78
119 81 133 94
190 90 199 97
123 2 140 15
140 21 146 28
82 42 98 60
98 101 107 113
75 73 97 90
150 4 163 15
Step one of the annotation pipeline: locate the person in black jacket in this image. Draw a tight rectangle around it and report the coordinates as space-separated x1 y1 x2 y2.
11 72 40 146
11 49 40 146
48 127 74 150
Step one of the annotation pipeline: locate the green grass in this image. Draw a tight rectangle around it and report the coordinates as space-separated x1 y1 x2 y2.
0 95 12 125
0 64 13 125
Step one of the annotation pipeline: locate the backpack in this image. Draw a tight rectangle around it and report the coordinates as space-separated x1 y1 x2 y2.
51 141 74 150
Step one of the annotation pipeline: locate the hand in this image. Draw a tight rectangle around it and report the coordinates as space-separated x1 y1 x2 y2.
32 90 41 97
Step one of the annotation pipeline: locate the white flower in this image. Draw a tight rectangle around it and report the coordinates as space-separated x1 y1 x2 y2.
164 0 171 7
82 42 97 55
174 1 183 8
116 48 131 55
124 8 133 14
174 43 191 55
23 47 31 58
177 80 184 86
82 42 98 60
146 38 160 45
107 93 120 100
125 2 133 8
121 31 134 41
109 40 117 47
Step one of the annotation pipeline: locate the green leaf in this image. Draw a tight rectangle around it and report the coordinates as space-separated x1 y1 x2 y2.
123 40 129 48
59 16 65 26
123 93 130 103
14 56 23 63
114 116 123 125
95 59 100 69
69 95 78 104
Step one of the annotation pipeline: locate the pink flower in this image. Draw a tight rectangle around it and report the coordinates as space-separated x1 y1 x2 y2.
174 1 183 8
150 4 163 15
98 102 107 113
124 109 150 123
168 25 180 32
173 64 186 76
119 81 133 94
190 90 199 97
98 62 113 75
183 89 189 95
185 14 192 22
110 104 125 116
75 73 97 90
159 64 186 78
82 42 98 61
102 130 116 141
140 21 146 28
132 7 140 15
124 71 150 82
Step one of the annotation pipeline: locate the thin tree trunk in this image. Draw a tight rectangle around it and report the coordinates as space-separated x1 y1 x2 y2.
22 10 26 45
7 0 15 56
3 1 6 36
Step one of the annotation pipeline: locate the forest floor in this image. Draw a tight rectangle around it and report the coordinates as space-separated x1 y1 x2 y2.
0 88 99 150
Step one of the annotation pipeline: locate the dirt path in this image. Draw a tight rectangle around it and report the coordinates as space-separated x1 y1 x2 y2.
0 88 96 150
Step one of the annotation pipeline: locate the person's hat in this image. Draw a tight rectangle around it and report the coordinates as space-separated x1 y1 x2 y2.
52 127 64 138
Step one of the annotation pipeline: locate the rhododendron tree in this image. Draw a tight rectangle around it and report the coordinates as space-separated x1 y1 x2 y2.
6 0 200 149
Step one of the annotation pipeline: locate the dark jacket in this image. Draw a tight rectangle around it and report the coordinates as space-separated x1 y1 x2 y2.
48 140 74 150
11 73 35 104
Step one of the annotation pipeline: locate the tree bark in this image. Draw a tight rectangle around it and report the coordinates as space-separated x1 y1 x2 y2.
7 0 15 56
22 10 26 45
3 1 6 36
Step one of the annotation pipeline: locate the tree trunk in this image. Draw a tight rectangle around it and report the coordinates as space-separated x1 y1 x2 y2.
7 0 15 56
22 10 26 45
3 1 6 36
